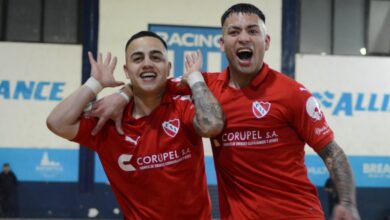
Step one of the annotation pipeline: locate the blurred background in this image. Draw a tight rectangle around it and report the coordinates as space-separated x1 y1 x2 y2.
0 0 389 219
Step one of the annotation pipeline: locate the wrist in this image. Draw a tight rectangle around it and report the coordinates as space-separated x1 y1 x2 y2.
121 83 132 95
188 71 205 88
339 199 356 207
84 77 103 95
117 91 130 104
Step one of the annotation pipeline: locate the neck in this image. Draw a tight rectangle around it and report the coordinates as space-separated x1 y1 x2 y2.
132 89 165 119
228 71 256 89
228 63 263 89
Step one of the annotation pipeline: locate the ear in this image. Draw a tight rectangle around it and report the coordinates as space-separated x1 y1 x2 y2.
265 34 271 51
123 64 130 79
219 36 225 53
168 61 172 76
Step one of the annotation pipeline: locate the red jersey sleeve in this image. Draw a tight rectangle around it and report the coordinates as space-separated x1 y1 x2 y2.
166 78 191 95
71 116 103 152
166 72 215 95
288 84 334 152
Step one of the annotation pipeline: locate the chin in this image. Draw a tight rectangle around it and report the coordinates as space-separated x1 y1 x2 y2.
235 66 256 75
141 86 159 93
144 84 166 93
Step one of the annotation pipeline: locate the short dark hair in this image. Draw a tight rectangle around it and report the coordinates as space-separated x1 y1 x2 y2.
3 163 9 167
125 31 168 52
221 3 266 26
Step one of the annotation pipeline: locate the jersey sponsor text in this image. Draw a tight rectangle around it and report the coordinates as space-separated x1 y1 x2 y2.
219 130 279 147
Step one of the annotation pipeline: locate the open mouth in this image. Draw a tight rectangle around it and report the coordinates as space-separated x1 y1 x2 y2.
140 72 157 81
236 49 253 61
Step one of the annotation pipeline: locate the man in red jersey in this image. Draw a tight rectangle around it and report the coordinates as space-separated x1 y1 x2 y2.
90 4 360 220
200 4 359 220
46 31 224 220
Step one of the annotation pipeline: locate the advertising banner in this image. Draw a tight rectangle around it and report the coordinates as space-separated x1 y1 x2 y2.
296 54 390 187
0 42 82 181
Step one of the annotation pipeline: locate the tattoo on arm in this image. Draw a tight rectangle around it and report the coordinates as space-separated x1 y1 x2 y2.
191 82 225 137
318 140 356 206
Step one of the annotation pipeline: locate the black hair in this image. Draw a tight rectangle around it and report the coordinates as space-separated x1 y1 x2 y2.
221 3 266 26
125 31 167 52
3 163 9 167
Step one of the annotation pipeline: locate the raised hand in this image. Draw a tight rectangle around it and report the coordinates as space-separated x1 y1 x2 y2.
177 50 203 87
88 52 124 88
185 49 202 75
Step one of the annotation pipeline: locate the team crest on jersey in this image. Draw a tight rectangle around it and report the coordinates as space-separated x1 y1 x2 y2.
252 101 271 119
306 96 323 121
162 119 180 137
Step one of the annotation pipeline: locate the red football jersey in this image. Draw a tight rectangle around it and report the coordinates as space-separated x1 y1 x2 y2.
72 91 212 220
202 64 333 220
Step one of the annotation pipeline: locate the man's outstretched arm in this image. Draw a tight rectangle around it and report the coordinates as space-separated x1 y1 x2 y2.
46 52 123 139
318 140 360 220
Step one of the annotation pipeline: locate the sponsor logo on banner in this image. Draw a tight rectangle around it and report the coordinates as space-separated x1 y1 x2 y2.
252 101 271 119
313 91 390 116
307 165 328 175
162 119 180 137
35 152 63 178
306 96 323 121
118 147 192 172
149 24 228 77
306 155 390 187
363 163 390 179
0 80 65 101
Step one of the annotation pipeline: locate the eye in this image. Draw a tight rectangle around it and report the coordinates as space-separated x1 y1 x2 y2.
228 30 239 36
132 56 142 63
248 29 259 35
151 55 162 61
150 53 165 62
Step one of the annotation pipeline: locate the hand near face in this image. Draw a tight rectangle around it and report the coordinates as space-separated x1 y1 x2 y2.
88 51 124 88
185 50 203 74
84 91 130 136
177 50 203 87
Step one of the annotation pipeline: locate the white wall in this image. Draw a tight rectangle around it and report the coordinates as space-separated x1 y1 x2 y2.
296 54 390 156
0 42 82 181
0 42 82 149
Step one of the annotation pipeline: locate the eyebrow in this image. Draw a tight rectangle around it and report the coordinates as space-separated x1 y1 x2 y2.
130 49 164 57
247 24 260 29
227 24 260 30
149 50 164 56
130 51 144 58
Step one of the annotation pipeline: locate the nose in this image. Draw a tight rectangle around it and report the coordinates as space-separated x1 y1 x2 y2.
238 31 250 44
142 56 153 69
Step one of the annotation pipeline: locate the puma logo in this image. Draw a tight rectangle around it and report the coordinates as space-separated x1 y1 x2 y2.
125 136 140 145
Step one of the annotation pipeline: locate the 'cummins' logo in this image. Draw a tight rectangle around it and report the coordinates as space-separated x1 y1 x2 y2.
252 101 271 119
118 154 136 171
162 119 180 137
306 96 323 121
